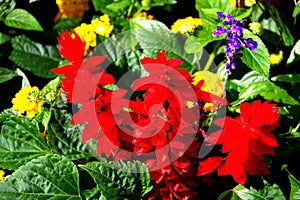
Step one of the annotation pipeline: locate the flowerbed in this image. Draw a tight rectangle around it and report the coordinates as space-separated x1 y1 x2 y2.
0 0 300 199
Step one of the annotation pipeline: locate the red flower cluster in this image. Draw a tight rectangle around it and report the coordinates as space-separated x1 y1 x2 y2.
52 30 279 199
199 100 280 185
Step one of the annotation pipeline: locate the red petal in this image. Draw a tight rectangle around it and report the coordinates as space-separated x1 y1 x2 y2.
197 156 223 176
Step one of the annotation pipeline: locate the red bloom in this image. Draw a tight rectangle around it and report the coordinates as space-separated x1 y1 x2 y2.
200 100 280 185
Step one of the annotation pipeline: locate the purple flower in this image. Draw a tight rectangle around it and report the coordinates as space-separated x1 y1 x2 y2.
212 12 258 74
243 38 258 51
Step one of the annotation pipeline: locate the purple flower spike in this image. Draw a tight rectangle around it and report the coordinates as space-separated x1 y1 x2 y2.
212 26 227 36
212 12 258 74
243 38 258 51
217 12 226 21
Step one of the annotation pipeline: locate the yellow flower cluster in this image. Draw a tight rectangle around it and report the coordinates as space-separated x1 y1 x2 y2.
249 22 263 36
134 12 154 19
230 0 256 8
270 50 283 65
171 17 203 36
11 86 43 118
74 14 114 52
55 0 89 21
0 169 4 182
189 71 224 112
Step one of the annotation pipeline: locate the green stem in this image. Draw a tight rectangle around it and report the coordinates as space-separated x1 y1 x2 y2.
203 40 222 71
127 0 136 17
292 121 300 132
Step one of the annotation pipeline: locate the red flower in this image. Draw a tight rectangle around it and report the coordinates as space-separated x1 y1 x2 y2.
200 100 280 185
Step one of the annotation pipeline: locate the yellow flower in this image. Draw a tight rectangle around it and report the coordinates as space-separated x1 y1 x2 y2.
270 50 283 65
0 169 4 182
230 0 256 7
11 86 43 118
74 14 113 52
91 14 114 37
249 22 263 36
171 17 202 36
54 0 89 21
190 71 224 112
134 12 154 19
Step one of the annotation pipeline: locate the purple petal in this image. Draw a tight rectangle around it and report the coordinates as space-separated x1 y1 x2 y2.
243 38 258 50
217 12 226 21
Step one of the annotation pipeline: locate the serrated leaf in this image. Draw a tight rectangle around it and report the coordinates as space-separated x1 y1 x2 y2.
287 39 300 65
184 35 204 53
130 18 202 69
47 109 91 160
35 108 51 131
0 154 81 199
238 81 299 105
240 29 270 78
80 160 153 199
41 77 61 99
0 32 11 45
9 35 62 78
229 71 269 92
0 115 51 170
0 67 16 83
81 187 102 200
4 8 43 31
271 74 300 83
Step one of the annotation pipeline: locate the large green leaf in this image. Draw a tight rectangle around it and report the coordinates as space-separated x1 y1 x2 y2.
288 171 300 200
271 74 300 83
130 18 202 69
229 71 269 92
47 109 92 160
240 29 270 78
0 67 17 83
218 182 285 200
4 8 43 31
9 35 62 78
0 154 81 199
238 81 299 105
80 160 153 199
0 114 51 170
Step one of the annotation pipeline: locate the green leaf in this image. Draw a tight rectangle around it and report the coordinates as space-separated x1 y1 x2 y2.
271 74 300 83
238 81 299 105
35 108 51 131
9 35 62 78
240 29 270 78
15 68 31 87
0 32 11 45
4 9 43 31
81 187 102 200
80 160 153 199
293 1 300 17
41 77 61 102
0 67 17 83
0 114 51 170
0 0 16 18
47 109 92 160
272 5 294 46
0 154 81 199
229 71 269 92
53 17 82 33
287 39 300 65
288 171 300 200
106 0 130 10
130 18 202 69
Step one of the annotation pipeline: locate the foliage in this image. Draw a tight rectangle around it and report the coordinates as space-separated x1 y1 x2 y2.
0 0 300 199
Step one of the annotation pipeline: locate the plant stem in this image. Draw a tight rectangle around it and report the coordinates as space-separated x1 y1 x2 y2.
203 40 222 71
127 0 136 17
